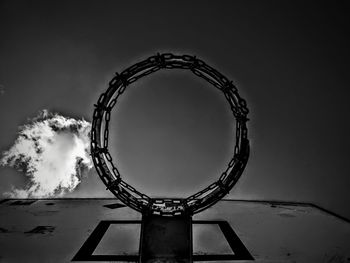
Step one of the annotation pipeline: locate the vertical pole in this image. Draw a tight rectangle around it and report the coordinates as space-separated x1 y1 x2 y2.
139 214 192 263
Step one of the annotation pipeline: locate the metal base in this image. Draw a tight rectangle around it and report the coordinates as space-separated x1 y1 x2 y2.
139 214 192 263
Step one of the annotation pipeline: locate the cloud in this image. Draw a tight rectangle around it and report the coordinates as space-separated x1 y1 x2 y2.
0 110 92 198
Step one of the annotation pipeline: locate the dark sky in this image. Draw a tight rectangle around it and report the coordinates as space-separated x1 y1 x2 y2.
109 70 235 198
0 1 350 217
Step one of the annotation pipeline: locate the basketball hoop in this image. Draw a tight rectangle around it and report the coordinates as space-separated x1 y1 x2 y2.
90 53 249 216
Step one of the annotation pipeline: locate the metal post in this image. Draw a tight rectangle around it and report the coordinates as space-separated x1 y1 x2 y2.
139 214 192 263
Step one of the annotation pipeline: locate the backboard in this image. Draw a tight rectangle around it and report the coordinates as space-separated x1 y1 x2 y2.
0 199 349 262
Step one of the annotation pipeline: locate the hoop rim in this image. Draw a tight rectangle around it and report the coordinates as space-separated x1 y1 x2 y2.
90 53 249 216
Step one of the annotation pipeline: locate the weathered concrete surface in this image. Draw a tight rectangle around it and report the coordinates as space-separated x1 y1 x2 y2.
0 199 349 262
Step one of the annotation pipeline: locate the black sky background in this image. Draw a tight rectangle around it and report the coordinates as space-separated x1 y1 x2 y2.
0 1 350 218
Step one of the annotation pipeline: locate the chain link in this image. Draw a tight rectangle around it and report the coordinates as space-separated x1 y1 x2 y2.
91 53 250 216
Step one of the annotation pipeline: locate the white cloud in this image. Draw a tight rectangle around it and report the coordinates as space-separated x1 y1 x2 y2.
0 110 92 198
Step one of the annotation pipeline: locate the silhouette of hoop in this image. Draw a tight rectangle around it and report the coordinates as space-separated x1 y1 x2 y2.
91 53 249 216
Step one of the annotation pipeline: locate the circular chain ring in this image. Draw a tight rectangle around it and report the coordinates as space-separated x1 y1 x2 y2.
91 53 250 216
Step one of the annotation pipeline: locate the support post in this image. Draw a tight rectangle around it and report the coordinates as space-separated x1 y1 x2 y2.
139 214 192 263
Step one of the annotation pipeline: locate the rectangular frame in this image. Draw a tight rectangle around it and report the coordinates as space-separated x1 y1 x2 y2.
72 220 253 261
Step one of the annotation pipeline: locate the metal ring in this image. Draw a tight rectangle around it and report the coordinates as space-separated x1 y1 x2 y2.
91 53 250 216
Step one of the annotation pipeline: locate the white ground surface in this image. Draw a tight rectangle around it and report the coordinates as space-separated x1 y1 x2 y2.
0 199 349 263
